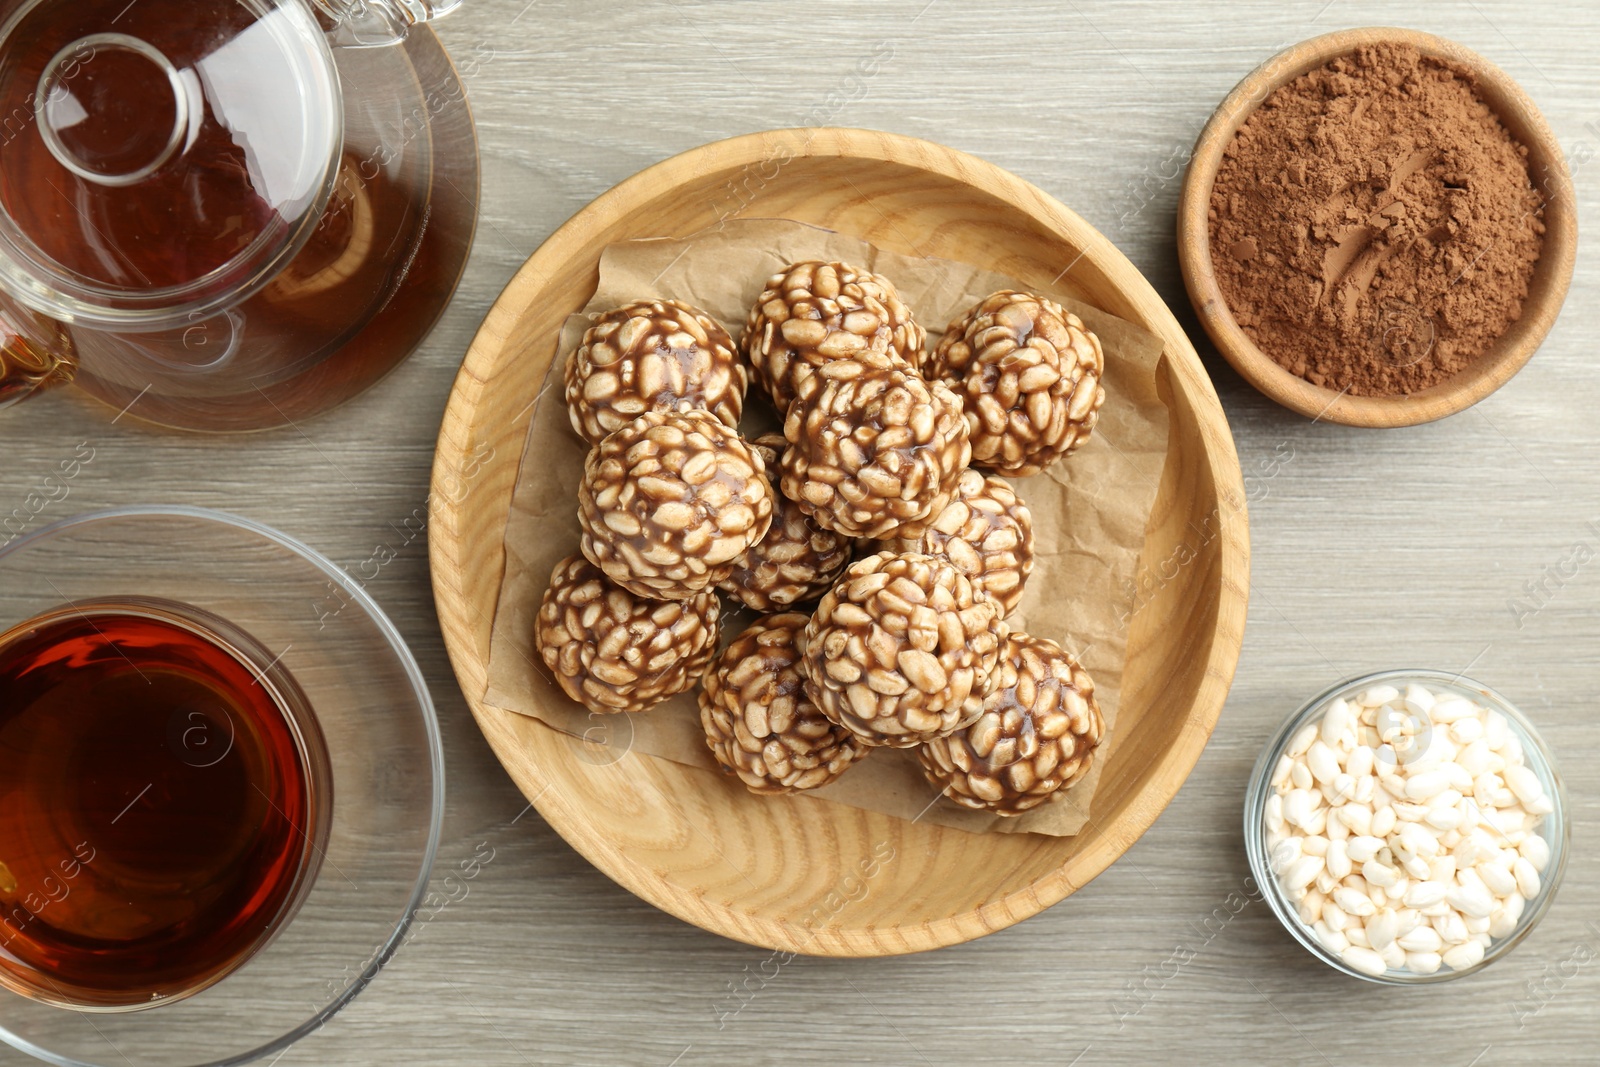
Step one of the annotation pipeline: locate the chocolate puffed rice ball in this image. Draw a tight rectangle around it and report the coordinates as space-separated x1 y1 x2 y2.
883 468 1034 616
742 260 924 412
717 435 852 611
780 363 970 540
536 554 721 715
578 409 775 601
802 551 1006 748
919 631 1104 815
564 298 745 445
930 290 1105 477
699 612 870 794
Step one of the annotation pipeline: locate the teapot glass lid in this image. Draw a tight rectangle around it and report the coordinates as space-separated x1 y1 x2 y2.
0 0 341 329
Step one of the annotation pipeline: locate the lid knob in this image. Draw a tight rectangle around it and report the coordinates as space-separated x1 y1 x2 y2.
37 34 192 188
0 0 343 330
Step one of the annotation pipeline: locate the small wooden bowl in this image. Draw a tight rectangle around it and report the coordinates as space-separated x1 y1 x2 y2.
1178 27 1576 428
431 128 1249 956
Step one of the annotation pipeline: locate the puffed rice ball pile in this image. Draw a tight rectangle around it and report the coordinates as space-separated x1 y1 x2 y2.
535 268 1112 815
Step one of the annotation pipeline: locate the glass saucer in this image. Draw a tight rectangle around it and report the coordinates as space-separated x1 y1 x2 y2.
0 506 443 1065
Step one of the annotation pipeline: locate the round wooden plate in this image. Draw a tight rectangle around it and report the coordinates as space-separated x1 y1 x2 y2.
430 128 1250 956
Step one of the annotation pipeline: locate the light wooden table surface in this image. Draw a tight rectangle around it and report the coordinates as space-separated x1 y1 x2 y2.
4 1 1597 1063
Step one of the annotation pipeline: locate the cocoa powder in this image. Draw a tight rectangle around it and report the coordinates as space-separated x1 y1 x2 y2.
1209 43 1545 396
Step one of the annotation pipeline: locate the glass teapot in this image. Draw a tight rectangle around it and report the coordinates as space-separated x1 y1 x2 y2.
0 0 474 431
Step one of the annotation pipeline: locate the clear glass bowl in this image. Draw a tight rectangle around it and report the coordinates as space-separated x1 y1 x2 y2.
1244 668 1568 984
0 506 443 1065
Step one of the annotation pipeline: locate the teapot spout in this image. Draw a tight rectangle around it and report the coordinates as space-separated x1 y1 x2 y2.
312 0 463 48
0 312 75 410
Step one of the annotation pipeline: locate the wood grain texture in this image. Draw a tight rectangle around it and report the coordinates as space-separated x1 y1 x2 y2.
429 127 1249 956
1178 26 1578 427
1 1 1598 1064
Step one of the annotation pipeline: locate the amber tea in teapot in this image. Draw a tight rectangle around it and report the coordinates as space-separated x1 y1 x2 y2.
0 0 475 430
